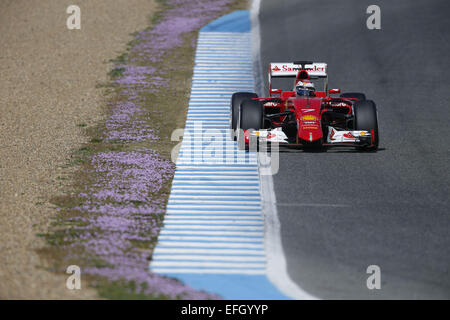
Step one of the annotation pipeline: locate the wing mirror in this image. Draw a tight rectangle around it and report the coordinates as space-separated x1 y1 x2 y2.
328 88 341 94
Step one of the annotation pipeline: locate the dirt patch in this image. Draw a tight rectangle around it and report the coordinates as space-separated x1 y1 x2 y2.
0 0 157 299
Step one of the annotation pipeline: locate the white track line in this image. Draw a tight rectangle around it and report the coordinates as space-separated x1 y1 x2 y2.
159 230 264 236
158 235 263 242
152 255 266 262
164 216 263 221
151 261 265 268
153 248 264 255
162 225 264 231
150 269 266 275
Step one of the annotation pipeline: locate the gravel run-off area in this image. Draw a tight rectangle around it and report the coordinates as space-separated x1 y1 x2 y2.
0 0 156 299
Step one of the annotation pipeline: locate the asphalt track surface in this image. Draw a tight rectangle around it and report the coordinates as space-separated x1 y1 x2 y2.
258 0 450 299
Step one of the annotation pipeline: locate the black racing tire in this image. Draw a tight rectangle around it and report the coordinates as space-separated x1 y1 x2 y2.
237 99 264 151
353 100 379 151
340 92 366 101
231 92 258 140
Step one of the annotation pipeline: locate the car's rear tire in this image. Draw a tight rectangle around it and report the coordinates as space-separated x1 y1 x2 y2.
237 99 264 151
341 92 366 101
231 92 258 140
353 100 379 151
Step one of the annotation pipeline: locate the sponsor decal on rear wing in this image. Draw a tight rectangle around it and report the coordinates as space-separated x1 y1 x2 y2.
270 62 327 78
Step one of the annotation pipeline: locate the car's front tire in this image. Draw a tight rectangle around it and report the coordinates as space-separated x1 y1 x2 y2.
231 92 258 140
353 100 379 151
237 99 264 151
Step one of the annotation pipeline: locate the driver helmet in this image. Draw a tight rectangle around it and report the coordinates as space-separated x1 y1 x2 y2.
295 80 315 97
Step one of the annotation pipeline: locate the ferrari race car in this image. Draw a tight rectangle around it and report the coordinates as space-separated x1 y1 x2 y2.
230 61 379 151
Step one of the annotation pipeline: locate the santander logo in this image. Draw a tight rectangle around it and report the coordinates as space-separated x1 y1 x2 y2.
272 64 325 72
271 63 326 73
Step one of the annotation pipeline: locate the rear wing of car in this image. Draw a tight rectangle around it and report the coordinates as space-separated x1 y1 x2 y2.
270 61 327 78
268 61 328 96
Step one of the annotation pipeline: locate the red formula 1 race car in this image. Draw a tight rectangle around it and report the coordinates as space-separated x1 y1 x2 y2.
230 61 379 151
